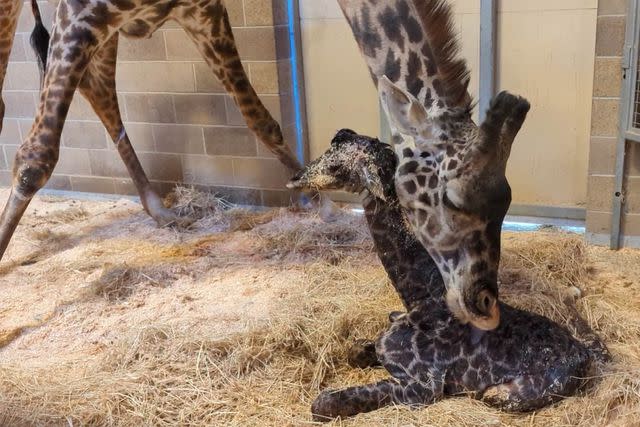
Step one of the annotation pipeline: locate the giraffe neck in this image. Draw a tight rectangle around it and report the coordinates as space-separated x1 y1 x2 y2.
361 178 443 310
338 0 472 115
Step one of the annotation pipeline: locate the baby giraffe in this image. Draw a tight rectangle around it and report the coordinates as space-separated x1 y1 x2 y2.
288 129 609 420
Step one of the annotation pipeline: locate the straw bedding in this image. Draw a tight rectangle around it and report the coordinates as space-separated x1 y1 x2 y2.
0 187 637 426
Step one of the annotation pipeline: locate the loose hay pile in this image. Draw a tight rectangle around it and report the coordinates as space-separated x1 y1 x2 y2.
0 188 638 426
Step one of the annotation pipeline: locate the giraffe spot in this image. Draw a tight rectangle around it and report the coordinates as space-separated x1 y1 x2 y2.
416 208 428 224
418 192 431 205
398 161 418 175
352 5 382 58
405 51 424 98
111 0 136 11
432 79 444 97
428 175 438 189
378 7 404 51
397 0 423 43
448 160 458 170
417 175 426 187
425 88 434 109
402 148 413 158
384 49 401 83
403 181 417 194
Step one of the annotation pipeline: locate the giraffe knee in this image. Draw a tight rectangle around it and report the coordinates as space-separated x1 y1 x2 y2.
13 160 55 198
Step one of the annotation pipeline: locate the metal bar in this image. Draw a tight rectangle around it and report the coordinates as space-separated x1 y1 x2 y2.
627 130 640 144
286 0 310 164
479 0 497 122
610 0 640 249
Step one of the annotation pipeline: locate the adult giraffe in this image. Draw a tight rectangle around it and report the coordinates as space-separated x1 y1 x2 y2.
330 0 528 331
0 0 333 262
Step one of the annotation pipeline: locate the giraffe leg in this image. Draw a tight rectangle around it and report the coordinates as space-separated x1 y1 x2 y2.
77 34 191 228
0 0 23 135
173 3 340 220
481 366 590 413
311 378 442 421
174 3 300 173
0 1 115 260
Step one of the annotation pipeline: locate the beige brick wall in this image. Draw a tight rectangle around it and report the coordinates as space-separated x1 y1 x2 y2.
0 0 298 206
586 0 640 244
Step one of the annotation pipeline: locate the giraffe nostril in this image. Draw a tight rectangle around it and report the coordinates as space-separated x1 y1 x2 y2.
475 290 496 317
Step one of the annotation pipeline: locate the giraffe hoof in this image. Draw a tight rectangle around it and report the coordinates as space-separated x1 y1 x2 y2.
347 339 381 369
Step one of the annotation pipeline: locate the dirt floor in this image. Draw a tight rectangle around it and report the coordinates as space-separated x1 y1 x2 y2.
0 188 638 426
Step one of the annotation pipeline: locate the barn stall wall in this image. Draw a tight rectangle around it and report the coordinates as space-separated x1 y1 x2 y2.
0 0 299 207
586 0 640 248
299 0 598 216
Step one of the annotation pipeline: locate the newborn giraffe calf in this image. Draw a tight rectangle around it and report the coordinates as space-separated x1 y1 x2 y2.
288 129 609 421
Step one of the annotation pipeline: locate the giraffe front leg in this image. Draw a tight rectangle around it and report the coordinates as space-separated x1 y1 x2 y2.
311 378 442 421
0 5 111 260
76 34 192 229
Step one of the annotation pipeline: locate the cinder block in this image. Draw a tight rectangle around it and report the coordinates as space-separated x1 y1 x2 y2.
587 174 615 211
595 16 626 56
193 62 225 93
598 0 628 15
233 27 277 61
116 62 195 93
70 176 116 194
117 31 167 61
164 30 201 61
249 61 279 94
232 157 290 189
124 93 176 123
204 126 257 156
593 57 622 97
174 94 227 125
138 152 183 182
2 91 36 119
153 124 205 154
588 137 617 175
590 98 620 137
62 121 108 149
182 154 235 186
56 148 92 175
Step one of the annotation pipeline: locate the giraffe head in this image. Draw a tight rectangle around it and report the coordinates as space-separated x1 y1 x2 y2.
379 76 530 331
287 129 396 201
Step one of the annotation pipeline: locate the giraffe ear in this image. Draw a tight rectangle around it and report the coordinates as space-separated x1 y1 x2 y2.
378 76 429 139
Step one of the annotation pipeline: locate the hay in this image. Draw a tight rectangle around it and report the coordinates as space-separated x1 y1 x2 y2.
0 188 638 426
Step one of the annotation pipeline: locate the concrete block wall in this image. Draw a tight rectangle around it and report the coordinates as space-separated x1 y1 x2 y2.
586 0 640 245
0 0 298 206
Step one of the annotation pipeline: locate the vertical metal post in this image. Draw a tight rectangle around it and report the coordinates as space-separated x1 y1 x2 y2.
286 0 310 164
610 0 639 249
479 0 497 122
